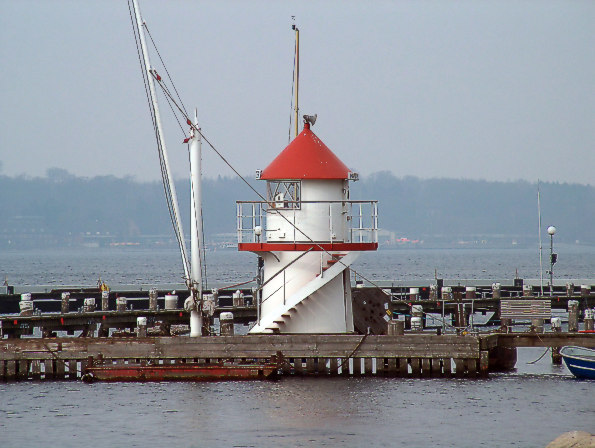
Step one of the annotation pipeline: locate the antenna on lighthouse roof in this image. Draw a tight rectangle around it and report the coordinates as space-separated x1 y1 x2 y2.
288 18 300 142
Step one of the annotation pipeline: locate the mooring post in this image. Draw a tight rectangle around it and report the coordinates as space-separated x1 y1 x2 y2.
429 284 438 301
136 317 147 337
387 319 405 336
220 312 235 336
551 317 562 364
116 297 127 313
492 282 501 299
530 318 544 333
232 290 245 307
585 308 594 332
61 292 70 314
465 286 476 299
149 288 158 311
566 282 574 297
19 293 33 316
83 298 96 313
568 300 579 332
500 318 512 333
101 290 109 311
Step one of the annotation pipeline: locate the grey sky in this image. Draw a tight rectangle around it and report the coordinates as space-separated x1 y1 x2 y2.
1 0 593 185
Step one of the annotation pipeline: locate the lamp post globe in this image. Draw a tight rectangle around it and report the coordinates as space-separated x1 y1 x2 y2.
547 225 557 296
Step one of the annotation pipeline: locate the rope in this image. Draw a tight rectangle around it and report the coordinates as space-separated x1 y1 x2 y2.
338 333 368 371
527 347 550 364
128 0 190 279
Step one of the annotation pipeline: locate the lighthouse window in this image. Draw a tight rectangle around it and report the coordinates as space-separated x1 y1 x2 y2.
267 181 301 209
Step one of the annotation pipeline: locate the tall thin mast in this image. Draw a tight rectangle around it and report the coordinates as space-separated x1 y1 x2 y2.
293 24 300 139
132 0 190 281
538 180 544 296
189 111 203 337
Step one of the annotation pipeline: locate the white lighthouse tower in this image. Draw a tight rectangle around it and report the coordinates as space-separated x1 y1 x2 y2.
237 117 378 333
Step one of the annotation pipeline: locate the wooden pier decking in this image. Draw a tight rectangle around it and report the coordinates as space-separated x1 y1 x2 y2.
1 332 593 382
0 334 491 381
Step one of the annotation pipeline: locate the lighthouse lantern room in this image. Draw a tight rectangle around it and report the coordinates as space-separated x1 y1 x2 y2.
237 118 378 333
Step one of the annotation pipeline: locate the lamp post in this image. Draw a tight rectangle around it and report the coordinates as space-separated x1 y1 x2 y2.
547 226 557 296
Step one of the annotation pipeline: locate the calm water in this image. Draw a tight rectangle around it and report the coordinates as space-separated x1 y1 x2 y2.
1 244 594 287
0 247 594 447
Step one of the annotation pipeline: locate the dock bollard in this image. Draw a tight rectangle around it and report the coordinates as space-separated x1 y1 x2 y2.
220 312 235 336
83 298 96 313
530 318 544 333
568 300 579 332
585 309 594 332
136 317 147 337
149 288 158 311
566 283 574 297
411 305 423 332
233 290 245 307
429 284 438 301
387 319 404 336
116 297 127 313
500 318 512 333
465 286 476 299
492 282 501 299
101 291 109 311
523 284 533 297
61 292 70 314
551 317 563 364
164 294 178 310
409 288 419 301
19 293 34 316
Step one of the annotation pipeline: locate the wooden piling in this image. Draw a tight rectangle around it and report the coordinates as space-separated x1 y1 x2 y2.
18 360 28 380
454 359 465 377
410 358 421 377
443 358 452 376
431 358 441 377
329 358 338 376
466 359 477 378
6 360 16 381
398 358 409 377
568 300 579 332
479 352 489 377
421 358 431 377
364 358 373 376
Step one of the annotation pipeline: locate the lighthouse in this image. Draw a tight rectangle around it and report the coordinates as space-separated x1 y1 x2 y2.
237 117 378 333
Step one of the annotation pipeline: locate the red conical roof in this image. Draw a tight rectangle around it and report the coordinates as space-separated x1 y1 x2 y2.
260 123 350 180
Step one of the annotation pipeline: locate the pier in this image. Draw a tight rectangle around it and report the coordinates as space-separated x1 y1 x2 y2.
1 281 593 381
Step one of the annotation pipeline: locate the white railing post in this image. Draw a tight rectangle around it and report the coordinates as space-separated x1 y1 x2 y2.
359 203 363 243
252 203 256 243
237 203 241 243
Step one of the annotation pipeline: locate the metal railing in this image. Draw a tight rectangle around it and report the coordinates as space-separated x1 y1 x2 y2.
237 200 378 245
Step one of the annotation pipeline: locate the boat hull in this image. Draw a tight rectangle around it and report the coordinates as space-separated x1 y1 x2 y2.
83 363 278 382
560 346 595 379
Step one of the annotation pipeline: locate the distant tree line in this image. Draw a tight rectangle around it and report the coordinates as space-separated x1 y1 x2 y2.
0 169 592 247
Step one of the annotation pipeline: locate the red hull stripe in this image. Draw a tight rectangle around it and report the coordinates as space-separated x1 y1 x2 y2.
238 242 378 252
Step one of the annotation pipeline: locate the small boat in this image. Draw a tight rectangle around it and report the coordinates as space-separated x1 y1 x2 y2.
82 356 281 383
560 346 595 379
